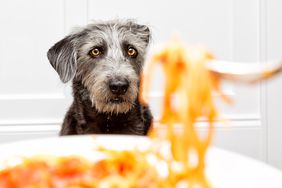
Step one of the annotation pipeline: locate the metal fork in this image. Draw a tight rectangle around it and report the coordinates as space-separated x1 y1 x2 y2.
207 60 282 84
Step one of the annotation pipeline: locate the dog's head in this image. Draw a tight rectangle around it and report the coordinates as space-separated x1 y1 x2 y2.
47 20 151 114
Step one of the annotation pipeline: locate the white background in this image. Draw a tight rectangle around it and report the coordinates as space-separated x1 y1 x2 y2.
0 0 282 169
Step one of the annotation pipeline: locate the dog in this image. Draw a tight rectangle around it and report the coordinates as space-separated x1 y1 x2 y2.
47 20 153 136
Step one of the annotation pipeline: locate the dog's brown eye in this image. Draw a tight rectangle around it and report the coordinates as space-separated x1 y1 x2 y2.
90 48 102 57
127 47 137 58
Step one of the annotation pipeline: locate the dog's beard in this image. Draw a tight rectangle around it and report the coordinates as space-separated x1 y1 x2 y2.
91 87 138 114
94 97 135 114
83 78 139 114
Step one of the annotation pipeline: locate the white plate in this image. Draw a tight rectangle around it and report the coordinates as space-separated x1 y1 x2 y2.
0 135 282 188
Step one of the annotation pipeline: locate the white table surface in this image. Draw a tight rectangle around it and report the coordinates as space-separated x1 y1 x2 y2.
206 148 282 187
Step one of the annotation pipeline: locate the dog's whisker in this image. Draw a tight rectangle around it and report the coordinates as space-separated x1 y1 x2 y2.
127 100 137 107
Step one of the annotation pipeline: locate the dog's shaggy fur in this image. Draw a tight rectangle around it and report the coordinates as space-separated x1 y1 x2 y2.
47 20 153 135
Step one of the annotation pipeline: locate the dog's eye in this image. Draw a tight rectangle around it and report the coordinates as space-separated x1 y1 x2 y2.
90 48 102 58
127 47 138 58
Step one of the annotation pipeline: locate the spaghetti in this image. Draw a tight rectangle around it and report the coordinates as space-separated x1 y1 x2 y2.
142 39 230 187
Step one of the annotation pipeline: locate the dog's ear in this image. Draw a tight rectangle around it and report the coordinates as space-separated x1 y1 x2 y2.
47 35 77 83
129 22 151 45
136 24 151 44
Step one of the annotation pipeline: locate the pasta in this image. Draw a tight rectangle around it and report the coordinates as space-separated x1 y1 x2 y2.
0 151 161 188
0 39 230 188
142 39 230 187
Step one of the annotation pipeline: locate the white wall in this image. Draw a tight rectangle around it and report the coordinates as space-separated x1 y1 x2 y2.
0 0 65 140
265 0 282 169
0 0 282 169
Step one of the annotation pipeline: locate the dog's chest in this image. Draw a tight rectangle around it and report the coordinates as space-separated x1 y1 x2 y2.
85 113 138 134
102 115 128 133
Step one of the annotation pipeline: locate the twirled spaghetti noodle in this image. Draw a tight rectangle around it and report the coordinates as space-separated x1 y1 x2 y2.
142 39 230 187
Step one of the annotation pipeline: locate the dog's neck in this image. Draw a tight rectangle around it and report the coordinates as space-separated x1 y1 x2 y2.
99 112 130 133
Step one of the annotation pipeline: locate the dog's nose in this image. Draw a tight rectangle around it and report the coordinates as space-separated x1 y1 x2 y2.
109 79 129 95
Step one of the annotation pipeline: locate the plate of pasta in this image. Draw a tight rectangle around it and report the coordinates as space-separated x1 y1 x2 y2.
0 135 282 188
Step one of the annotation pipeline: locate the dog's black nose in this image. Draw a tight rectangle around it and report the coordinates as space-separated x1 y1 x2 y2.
109 79 129 95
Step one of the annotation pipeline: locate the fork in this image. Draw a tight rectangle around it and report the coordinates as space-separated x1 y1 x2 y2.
207 60 282 84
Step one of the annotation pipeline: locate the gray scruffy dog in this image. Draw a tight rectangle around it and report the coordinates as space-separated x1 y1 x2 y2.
47 20 153 135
